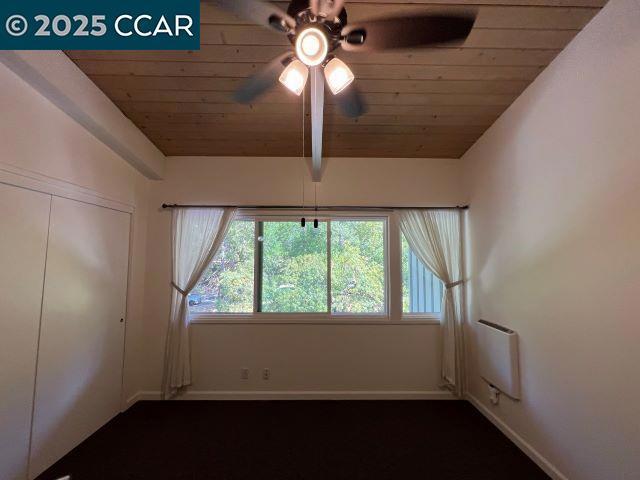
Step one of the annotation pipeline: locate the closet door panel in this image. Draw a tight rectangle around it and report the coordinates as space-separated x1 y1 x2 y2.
30 197 130 478
0 183 51 480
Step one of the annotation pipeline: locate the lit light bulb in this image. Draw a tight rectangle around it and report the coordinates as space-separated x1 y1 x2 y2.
324 58 355 95
279 59 309 95
301 35 321 57
295 28 329 66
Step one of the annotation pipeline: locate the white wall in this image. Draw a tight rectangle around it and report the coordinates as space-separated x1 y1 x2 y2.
189 324 442 397
462 0 640 478
0 60 151 404
140 156 465 397
0 51 166 179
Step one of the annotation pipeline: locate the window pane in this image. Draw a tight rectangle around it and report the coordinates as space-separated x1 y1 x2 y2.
190 220 255 313
331 220 385 314
260 221 328 313
402 234 443 314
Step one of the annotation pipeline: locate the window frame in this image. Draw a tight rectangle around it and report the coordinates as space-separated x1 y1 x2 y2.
190 210 439 325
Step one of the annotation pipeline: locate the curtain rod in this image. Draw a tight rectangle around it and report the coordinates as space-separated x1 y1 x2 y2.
161 203 469 211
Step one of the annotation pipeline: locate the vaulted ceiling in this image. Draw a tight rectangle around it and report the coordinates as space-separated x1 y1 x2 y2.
66 0 605 159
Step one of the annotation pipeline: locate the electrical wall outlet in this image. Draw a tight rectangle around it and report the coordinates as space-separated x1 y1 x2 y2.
488 384 501 405
262 368 270 380
241 368 249 380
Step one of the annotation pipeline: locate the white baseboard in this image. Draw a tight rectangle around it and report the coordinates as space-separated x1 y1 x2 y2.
179 390 455 401
466 393 568 480
124 389 454 405
124 390 162 410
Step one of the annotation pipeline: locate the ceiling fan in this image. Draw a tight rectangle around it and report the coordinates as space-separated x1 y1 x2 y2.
212 0 476 180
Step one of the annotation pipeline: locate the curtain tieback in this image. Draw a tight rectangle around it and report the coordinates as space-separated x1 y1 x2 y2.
171 281 187 296
445 279 464 289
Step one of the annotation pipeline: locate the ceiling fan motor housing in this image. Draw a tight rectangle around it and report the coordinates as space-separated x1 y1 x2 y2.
286 0 347 56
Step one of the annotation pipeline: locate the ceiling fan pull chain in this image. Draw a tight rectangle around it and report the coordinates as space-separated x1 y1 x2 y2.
314 184 319 228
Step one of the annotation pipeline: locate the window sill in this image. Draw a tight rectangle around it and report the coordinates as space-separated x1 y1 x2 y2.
190 314 440 325
402 314 442 322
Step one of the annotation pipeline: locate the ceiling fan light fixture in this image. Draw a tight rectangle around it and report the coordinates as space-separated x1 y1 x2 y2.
279 59 309 95
324 57 355 95
295 27 329 66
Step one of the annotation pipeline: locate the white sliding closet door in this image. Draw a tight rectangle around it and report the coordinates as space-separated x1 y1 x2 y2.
29 197 130 478
0 183 51 480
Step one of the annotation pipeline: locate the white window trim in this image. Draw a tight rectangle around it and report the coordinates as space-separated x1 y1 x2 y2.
189 210 442 324
401 313 442 322
190 314 439 326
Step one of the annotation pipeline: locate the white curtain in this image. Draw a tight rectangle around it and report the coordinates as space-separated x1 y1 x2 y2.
162 207 236 399
398 209 465 396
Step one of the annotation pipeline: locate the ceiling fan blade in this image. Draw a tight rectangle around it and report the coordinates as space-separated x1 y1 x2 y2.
210 0 296 32
310 66 324 182
341 13 476 52
310 0 345 21
325 0 346 21
310 0 320 16
234 53 293 103
335 85 366 118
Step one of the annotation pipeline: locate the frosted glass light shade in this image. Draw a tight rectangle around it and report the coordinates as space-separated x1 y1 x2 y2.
279 60 309 96
324 57 355 95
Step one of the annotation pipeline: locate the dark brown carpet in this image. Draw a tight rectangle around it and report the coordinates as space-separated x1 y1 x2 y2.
37 400 549 480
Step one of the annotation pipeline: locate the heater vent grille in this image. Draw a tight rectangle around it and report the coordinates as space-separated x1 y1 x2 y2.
477 320 520 400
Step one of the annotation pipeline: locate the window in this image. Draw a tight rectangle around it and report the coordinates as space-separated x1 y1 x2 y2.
191 216 445 320
189 220 255 313
401 234 443 315
192 216 387 316
331 220 385 314
260 220 328 313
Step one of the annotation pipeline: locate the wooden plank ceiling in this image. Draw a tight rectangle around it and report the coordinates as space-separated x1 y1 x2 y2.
66 0 605 158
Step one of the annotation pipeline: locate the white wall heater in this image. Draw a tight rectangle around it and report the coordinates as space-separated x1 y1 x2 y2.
477 320 521 400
